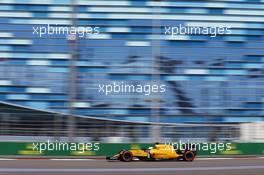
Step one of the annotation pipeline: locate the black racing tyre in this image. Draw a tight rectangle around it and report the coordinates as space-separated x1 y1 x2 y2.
183 151 195 162
120 151 133 162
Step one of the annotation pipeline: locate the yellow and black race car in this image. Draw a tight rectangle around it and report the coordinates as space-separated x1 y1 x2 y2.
106 143 197 162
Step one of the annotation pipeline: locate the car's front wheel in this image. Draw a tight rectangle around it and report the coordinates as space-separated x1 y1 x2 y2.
120 151 133 162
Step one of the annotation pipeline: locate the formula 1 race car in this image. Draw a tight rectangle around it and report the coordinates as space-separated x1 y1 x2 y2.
106 143 197 162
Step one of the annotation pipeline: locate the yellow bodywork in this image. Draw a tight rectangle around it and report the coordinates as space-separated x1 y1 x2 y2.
130 149 148 157
130 144 180 159
107 143 196 161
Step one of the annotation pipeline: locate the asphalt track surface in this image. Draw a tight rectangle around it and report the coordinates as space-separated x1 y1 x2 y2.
0 158 264 175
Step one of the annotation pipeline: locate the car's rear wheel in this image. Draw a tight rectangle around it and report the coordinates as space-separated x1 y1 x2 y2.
183 151 195 162
120 151 133 162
